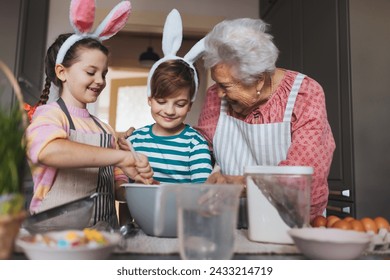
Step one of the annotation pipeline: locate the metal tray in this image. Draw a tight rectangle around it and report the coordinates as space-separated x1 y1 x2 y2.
23 193 99 234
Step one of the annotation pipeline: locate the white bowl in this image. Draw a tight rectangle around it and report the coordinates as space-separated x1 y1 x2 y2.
288 228 372 259
16 230 121 260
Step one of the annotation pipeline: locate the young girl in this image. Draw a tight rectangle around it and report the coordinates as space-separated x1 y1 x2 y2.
126 9 212 184
128 59 212 184
25 0 153 229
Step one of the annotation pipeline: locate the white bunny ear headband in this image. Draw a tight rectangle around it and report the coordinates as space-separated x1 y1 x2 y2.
147 9 205 102
56 0 131 64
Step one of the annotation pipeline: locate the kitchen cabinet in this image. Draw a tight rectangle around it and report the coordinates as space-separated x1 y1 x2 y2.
0 0 48 106
260 0 390 220
0 0 49 208
17 0 50 106
259 0 279 18
0 0 22 111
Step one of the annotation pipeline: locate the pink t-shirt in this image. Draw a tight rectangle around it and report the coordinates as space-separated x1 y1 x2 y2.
195 70 336 219
26 102 127 212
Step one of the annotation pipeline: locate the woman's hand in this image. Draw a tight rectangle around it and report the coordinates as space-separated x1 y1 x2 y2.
206 172 245 185
206 172 246 197
206 171 227 184
117 127 135 151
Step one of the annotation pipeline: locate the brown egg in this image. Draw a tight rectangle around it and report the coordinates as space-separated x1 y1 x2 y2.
332 219 352 230
349 219 365 232
360 217 378 234
374 216 390 231
326 215 341 228
311 215 327 227
343 216 354 222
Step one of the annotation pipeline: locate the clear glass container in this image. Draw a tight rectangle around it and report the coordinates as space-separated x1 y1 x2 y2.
245 166 313 244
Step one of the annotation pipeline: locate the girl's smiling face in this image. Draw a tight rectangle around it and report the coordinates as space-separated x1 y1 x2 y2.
148 87 192 136
57 48 108 108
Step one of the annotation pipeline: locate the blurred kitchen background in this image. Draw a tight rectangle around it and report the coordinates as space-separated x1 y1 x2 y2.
1 0 389 221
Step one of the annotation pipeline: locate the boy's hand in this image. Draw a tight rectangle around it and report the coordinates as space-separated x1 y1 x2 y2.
117 127 135 151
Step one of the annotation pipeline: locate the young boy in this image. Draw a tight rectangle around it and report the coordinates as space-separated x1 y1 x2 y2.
128 59 212 184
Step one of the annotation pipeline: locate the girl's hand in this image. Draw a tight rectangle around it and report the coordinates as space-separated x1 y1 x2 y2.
133 153 154 184
117 152 154 185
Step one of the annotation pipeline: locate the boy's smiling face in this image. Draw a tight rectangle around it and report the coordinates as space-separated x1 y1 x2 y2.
148 87 192 136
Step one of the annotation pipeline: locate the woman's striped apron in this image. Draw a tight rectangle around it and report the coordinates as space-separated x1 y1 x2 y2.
213 73 305 227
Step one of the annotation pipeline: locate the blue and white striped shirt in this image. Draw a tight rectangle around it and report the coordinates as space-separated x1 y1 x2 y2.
129 124 212 184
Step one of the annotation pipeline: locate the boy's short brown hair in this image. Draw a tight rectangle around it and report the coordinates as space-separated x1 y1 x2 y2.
151 59 198 100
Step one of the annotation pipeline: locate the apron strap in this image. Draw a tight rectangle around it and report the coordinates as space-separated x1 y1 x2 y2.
57 98 76 130
90 115 107 134
283 73 306 122
219 98 226 116
57 98 107 134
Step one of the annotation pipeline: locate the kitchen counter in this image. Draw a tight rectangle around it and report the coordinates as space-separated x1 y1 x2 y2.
111 252 390 260
10 251 390 260
10 229 390 260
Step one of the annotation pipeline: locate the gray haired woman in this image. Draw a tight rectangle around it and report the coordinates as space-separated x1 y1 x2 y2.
196 18 335 220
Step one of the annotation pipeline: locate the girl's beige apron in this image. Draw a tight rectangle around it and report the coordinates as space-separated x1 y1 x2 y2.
36 98 118 228
213 73 305 228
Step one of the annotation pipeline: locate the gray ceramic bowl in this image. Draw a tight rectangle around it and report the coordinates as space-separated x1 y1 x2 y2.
123 183 177 238
288 227 372 259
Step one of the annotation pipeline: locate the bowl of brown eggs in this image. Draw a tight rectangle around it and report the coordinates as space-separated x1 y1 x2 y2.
289 215 390 259
311 215 390 252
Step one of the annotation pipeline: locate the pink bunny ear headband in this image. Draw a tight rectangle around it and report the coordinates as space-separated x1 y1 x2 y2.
56 0 131 64
147 9 205 102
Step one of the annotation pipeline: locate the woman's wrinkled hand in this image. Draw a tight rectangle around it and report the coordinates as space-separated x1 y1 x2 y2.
206 171 227 184
206 173 246 197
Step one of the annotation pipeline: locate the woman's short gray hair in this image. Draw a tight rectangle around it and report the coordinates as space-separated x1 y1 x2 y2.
203 18 279 85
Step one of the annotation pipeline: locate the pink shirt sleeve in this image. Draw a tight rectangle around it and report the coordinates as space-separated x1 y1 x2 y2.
26 104 69 164
196 71 335 219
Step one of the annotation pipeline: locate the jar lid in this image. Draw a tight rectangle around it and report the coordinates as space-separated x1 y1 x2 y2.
244 165 314 175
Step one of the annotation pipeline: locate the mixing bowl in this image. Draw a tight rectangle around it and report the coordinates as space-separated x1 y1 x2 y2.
123 183 177 237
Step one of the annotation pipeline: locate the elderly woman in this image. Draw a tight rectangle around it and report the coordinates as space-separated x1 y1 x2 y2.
195 18 335 220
